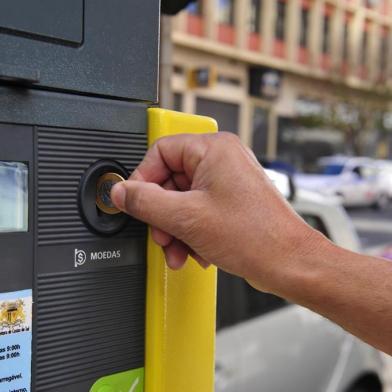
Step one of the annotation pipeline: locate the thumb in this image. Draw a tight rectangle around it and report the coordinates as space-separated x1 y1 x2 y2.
111 180 191 235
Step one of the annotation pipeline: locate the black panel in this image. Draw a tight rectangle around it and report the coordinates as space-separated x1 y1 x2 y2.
0 0 84 44
34 265 146 391
0 0 160 101
36 127 147 246
33 125 148 391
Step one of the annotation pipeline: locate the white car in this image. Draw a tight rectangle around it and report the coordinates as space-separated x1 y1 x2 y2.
215 186 384 392
374 160 392 200
294 156 389 209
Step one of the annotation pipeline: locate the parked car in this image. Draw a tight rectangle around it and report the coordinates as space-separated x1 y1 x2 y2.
374 160 392 200
294 156 389 209
215 183 384 392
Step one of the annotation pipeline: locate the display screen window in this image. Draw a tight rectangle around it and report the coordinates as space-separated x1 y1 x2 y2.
0 162 28 232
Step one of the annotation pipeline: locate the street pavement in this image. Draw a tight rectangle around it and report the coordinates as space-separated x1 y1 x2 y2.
347 205 392 254
347 206 392 391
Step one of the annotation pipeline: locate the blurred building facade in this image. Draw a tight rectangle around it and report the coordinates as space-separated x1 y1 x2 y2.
168 0 392 166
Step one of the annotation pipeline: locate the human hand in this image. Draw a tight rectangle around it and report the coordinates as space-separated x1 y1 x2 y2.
111 133 322 292
111 133 392 355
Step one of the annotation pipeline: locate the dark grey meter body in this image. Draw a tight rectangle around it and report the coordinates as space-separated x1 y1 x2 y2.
0 1 159 391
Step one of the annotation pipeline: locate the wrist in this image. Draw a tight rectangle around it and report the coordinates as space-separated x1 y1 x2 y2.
272 228 337 302
247 224 332 297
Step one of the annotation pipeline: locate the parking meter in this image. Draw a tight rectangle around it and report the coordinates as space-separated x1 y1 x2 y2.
0 2 217 392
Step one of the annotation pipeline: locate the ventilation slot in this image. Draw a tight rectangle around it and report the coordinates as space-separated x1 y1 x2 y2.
34 265 145 391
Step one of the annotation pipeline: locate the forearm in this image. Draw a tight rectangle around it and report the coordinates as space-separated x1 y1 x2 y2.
268 231 392 354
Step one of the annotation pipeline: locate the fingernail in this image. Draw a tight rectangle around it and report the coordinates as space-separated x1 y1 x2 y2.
111 182 126 210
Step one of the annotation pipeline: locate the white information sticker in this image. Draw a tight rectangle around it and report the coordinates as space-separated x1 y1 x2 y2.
0 290 32 392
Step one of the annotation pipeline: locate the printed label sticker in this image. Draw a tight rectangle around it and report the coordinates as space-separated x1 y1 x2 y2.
0 290 32 392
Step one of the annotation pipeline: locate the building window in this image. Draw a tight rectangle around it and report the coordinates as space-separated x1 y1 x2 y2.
361 30 368 66
322 15 330 54
249 0 262 34
380 30 389 75
300 8 309 48
275 0 286 41
218 0 236 44
248 0 262 50
218 0 235 25
186 1 204 36
173 93 183 112
342 21 349 61
196 97 239 134
252 107 269 157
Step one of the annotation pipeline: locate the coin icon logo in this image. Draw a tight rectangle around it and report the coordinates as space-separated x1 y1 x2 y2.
96 172 125 215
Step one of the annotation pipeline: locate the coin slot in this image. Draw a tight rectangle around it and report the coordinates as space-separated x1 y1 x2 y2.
78 160 129 236
96 205 103 217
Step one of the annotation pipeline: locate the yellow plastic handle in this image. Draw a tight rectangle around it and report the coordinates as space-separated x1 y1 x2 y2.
145 108 218 392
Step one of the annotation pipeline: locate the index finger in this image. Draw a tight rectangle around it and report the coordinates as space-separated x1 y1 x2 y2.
130 133 209 185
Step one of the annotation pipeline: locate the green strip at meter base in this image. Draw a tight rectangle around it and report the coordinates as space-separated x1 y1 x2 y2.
90 368 144 392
